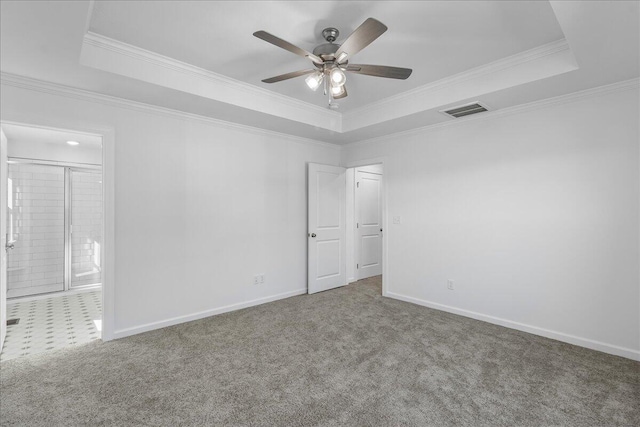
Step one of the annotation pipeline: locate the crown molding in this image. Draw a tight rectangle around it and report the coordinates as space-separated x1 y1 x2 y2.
343 77 640 149
2 72 637 150
343 38 577 132
81 31 342 132
80 32 577 136
352 39 570 113
0 72 340 151
83 32 333 117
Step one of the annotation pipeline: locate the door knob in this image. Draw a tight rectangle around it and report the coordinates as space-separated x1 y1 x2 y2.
310 233 316 238
5 242 15 251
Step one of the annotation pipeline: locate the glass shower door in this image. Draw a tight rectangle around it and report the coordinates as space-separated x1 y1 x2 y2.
7 163 65 298
69 169 102 288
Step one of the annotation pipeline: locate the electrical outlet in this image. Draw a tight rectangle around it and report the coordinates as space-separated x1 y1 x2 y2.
253 275 260 285
259 274 265 284
447 280 454 290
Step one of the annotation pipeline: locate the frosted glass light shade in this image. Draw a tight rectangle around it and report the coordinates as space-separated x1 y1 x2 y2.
330 68 346 86
330 84 345 97
305 72 323 91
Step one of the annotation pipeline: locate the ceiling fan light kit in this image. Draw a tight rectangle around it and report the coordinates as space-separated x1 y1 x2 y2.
330 68 346 86
253 18 412 104
305 72 324 91
330 84 345 96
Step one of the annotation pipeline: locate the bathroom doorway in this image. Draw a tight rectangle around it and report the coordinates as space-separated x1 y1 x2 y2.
1 123 103 361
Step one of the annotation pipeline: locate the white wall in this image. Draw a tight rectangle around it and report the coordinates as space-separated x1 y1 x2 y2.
0 83 340 338
343 86 640 360
2 78 638 360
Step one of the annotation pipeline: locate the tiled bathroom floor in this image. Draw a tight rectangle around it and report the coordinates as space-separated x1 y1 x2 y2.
1 290 102 362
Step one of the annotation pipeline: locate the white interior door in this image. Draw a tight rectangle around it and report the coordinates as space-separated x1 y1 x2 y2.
308 163 346 294
0 129 8 352
356 170 383 280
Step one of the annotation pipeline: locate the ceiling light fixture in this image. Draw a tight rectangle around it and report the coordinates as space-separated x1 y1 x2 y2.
254 18 413 104
305 72 324 91
330 68 346 86
330 84 345 98
66 140 80 146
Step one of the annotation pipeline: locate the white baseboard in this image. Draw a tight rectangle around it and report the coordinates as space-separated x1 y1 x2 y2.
386 292 640 362
113 288 307 340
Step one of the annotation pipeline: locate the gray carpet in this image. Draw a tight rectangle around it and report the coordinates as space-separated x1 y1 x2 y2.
1 276 638 426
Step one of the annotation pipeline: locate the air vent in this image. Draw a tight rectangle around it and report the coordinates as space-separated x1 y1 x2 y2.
441 102 489 119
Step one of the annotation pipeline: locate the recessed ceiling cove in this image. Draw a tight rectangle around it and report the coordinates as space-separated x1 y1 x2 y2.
81 1 580 132
81 1 578 133
3 1 637 142
86 1 567 110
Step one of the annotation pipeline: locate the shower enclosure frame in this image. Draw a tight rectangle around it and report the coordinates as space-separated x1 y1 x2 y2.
7 158 102 296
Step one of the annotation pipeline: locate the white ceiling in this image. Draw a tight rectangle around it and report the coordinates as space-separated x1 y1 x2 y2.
88 1 564 111
1 123 103 147
0 1 638 144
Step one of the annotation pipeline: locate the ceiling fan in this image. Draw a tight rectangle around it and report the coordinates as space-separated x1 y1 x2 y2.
253 18 412 101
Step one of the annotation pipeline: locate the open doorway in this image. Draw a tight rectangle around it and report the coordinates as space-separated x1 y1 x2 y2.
0 123 103 361
346 163 384 295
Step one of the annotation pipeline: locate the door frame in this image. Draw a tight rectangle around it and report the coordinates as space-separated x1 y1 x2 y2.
0 128 7 353
354 168 383 281
0 120 116 342
344 157 388 296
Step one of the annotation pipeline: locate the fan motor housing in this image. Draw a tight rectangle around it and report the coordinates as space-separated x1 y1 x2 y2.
322 27 339 42
313 43 340 60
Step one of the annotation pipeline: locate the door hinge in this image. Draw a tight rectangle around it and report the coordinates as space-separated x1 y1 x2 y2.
357 264 359 269
357 223 359 228
357 182 359 188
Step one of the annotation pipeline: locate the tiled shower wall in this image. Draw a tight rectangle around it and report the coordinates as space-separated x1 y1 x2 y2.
7 163 102 298
70 171 102 288
7 164 65 298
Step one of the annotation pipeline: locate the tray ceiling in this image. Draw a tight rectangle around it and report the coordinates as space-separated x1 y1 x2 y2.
88 1 565 111
1 1 638 144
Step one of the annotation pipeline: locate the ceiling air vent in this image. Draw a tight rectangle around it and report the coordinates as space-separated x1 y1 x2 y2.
441 102 489 119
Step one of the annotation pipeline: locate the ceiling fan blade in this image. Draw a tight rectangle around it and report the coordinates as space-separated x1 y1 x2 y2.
253 31 323 64
345 64 412 80
335 18 387 60
333 85 348 99
261 69 316 84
